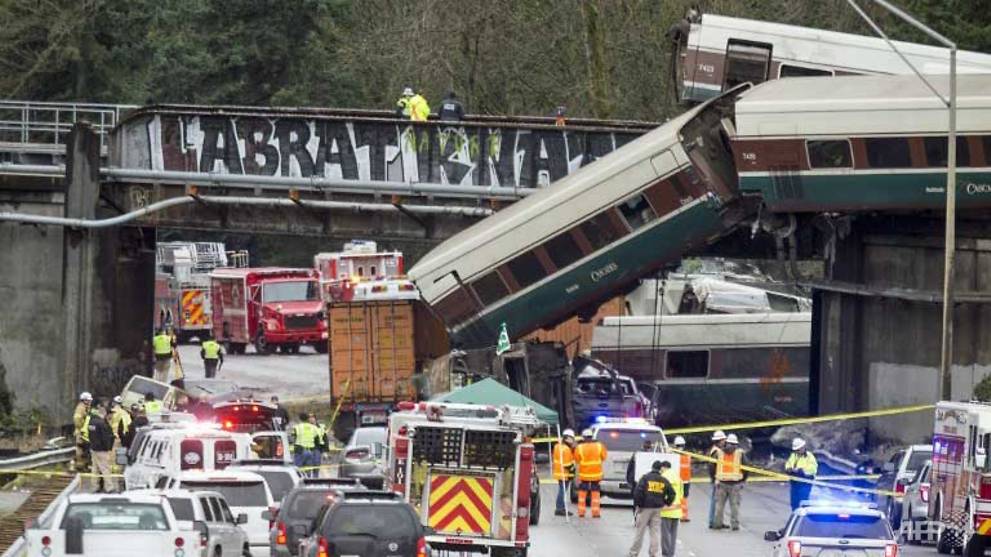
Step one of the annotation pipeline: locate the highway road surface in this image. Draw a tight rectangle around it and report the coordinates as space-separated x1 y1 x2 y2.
177 344 328 400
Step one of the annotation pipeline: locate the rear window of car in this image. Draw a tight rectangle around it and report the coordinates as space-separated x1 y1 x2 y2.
795 513 890 539
324 505 417 538
166 497 196 521
351 428 387 446
61 502 169 531
906 449 932 472
598 430 664 452
287 491 334 519
256 471 295 502
181 481 267 507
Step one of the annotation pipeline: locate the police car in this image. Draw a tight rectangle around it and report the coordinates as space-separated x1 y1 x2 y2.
573 418 668 499
764 502 898 557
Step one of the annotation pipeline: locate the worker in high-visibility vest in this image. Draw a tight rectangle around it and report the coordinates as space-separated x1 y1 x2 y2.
72 391 93 472
143 392 163 415
673 435 692 522
152 328 175 382
659 460 684 557
709 433 748 530
291 413 321 477
551 429 577 516
573 428 608 518
109 395 132 473
784 437 819 510
707 430 727 528
200 333 224 379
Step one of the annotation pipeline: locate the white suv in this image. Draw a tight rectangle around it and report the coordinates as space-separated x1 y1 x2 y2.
131 488 249 557
590 419 668 498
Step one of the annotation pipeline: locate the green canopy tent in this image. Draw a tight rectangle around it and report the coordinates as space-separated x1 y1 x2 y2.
434 378 559 425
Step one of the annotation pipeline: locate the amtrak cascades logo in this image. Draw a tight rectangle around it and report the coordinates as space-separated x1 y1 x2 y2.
590 262 619 282
966 182 991 195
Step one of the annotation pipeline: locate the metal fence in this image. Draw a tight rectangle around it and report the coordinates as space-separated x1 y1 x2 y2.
0 101 135 154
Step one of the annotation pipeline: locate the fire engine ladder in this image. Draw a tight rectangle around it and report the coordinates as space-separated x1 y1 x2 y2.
192 242 229 272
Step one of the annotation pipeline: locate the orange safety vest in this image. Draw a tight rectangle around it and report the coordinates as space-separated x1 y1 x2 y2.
552 442 575 480
714 448 743 482
574 441 607 482
679 453 692 482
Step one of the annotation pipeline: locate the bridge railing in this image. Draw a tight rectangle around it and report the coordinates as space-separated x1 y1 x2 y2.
0 100 136 154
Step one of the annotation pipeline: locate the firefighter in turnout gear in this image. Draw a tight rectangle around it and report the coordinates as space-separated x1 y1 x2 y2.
109 396 131 473
552 429 577 516
574 428 608 518
628 460 675 557
673 436 692 521
710 433 748 530
200 333 224 378
659 460 684 556
72 392 93 472
784 437 818 510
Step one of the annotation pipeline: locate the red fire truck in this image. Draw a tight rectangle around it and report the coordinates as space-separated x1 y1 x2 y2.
211 267 328 355
155 242 231 342
930 401 991 555
387 402 539 557
314 240 412 302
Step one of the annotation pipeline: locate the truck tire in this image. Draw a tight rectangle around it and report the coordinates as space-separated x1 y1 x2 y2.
314 342 328 354
529 489 541 526
255 332 273 355
965 535 986 557
938 530 956 555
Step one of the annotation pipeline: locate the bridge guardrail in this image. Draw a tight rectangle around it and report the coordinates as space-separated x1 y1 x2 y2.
0 101 135 155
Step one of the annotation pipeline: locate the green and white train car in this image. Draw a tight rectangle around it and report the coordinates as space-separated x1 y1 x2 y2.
408 89 746 348
591 312 811 426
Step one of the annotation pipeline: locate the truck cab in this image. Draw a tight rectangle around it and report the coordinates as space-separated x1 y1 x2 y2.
571 356 650 430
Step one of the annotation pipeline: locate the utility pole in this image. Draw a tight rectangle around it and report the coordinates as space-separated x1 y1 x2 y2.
847 0 958 400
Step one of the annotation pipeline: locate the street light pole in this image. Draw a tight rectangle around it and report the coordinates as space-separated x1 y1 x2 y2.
847 0 958 399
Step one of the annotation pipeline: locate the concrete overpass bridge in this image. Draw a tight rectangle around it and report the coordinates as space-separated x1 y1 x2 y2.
0 102 654 421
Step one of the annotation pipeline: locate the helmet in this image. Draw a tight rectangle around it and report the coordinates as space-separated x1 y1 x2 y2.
726 433 739 445
581 428 593 439
562 429 575 438
711 430 726 442
792 438 806 451
402 86 414 97
673 436 686 447
79 392 93 402
112 395 123 405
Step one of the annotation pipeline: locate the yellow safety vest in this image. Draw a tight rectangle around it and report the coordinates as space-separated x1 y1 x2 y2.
660 468 683 519
144 400 163 414
79 414 91 443
202 340 222 359
785 452 818 477
153 334 172 356
409 95 430 121
293 423 318 449
110 408 131 439
714 448 744 482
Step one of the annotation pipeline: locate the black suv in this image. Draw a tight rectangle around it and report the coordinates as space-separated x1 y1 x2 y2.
299 491 430 557
271 481 367 557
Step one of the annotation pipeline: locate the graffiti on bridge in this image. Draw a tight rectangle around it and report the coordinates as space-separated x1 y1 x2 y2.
135 114 641 189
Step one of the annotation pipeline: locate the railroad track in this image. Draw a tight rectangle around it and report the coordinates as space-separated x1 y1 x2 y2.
0 473 73 554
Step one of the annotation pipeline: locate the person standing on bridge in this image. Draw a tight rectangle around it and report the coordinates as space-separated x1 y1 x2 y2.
710 433 748 531
200 333 224 378
628 460 675 557
784 437 818 510
574 428 608 518
72 391 93 473
707 430 726 528
152 327 176 382
552 429 576 516
438 91 465 121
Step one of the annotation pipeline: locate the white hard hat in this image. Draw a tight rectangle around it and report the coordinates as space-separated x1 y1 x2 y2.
79 391 93 402
712 430 726 442
726 433 739 445
792 438 807 451
402 86 414 96
112 395 123 405
673 436 686 446
562 429 575 438
581 428 593 438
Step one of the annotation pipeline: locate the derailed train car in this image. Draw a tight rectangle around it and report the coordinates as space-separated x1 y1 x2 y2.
408 86 750 348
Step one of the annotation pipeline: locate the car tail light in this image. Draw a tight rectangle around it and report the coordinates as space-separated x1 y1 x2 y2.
920 484 930 503
885 542 898 557
416 536 428 557
40 536 50 547
346 448 370 460
895 481 906 495
276 521 287 545
317 536 330 557
787 540 801 557
174 537 185 548
267 506 279 529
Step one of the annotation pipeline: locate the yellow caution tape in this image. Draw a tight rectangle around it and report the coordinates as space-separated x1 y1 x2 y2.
530 403 934 444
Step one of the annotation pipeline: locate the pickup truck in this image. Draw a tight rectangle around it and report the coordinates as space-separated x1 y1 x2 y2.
24 492 200 557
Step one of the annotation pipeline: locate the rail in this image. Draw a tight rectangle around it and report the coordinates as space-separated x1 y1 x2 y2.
0 475 79 557
0 101 134 155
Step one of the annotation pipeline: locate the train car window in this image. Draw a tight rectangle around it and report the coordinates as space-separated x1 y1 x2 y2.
779 64 833 78
580 212 625 251
924 137 971 167
471 271 510 306
545 231 585 270
865 138 911 168
506 251 547 290
666 351 709 378
617 194 657 231
723 40 772 90
807 140 853 169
